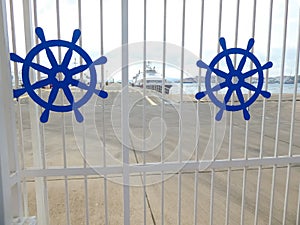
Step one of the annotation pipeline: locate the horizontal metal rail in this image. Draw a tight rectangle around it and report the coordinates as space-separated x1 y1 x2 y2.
21 155 300 178
2 0 299 224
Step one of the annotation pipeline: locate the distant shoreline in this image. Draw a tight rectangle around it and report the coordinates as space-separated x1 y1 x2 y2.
169 83 300 95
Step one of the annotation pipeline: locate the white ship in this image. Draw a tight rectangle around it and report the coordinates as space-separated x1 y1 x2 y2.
132 62 172 94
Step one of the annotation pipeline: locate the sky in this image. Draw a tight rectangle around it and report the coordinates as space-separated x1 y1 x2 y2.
6 0 300 82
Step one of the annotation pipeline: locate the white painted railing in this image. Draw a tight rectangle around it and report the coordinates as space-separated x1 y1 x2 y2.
0 0 299 225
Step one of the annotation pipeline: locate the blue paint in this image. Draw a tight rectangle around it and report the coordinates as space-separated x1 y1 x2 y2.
11 27 107 123
195 37 272 121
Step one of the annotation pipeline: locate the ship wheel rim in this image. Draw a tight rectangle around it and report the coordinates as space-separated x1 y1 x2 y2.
205 48 265 111
21 39 97 112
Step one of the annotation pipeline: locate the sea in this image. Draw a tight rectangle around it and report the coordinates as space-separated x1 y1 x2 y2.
169 83 300 95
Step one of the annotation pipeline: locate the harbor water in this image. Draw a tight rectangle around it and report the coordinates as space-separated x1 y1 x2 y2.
169 83 300 95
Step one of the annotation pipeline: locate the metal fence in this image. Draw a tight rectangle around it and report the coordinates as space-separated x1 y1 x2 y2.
0 0 300 224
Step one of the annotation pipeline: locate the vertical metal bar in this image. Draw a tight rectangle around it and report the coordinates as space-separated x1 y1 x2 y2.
240 94 248 222
211 97 217 225
225 1 240 224
77 1 90 224
254 167 262 224
225 166 231 225
297 184 300 225
99 0 108 224
23 0 49 223
0 0 18 223
193 1 205 224
32 0 47 167
161 0 167 224
240 1 257 224
9 0 19 87
78 0 90 225
142 1 147 224
55 1 71 225
122 0 130 224
216 0 222 55
32 0 49 222
178 1 186 225
209 171 214 225
9 0 19 89
33 0 47 197
254 1 273 224
9 0 28 217
210 22 223 225
282 6 300 225
210 0 220 220
269 1 289 224
282 166 290 225
32 0 43 85
268 168 276 225
210 1 223 224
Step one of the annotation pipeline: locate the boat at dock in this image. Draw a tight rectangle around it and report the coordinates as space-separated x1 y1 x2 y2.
131 62 172 94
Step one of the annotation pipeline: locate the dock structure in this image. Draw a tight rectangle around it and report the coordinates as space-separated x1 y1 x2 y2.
136 83 173 94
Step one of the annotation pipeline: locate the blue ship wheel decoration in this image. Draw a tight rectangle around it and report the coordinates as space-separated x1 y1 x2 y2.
195 37 273 121
11 27 108 123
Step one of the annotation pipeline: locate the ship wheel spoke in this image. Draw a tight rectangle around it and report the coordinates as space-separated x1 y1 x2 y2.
40 86 59 123
243 68 258 78
210 81 227 92
14 78 51 98
236 88 245 104
237 39 255 72
48 85 60 104
35 29 58 67
224 54 235 72
70 79 107 98
44 47 58 67
219 38 235 72
215 87 233 121
32 78 51 89
63 86 75 105
69 64 89 76
30 62 51 74
237 55 247 72
224 87 234 104
61 48 74 67
236 88 251 120
243 82 257 92
212 68 228 79
71 79 89 90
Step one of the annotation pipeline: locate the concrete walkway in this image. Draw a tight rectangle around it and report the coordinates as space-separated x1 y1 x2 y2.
20 83 300 224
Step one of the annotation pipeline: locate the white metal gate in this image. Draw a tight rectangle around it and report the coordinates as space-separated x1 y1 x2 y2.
0 0 300 224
